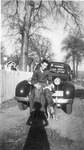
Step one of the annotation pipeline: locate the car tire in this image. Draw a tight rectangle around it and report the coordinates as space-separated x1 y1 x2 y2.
66 103 72 114
17 101 28 110
62 103 72 114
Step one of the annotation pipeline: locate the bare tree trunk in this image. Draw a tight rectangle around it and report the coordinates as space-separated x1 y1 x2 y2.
0 53 1 69
72 53 76 78
76 58 78 77
19 1 33 71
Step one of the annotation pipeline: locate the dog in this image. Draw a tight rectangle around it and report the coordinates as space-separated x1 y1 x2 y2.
46 103 58 120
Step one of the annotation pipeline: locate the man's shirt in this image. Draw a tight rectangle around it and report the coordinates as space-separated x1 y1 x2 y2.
31 67 52 85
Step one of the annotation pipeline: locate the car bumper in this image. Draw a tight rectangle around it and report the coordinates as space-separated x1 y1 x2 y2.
14 96 73 105
52 97 73 104
14 96 29 102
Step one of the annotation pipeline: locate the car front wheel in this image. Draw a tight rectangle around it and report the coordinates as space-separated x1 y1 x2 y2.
62 103 72 114
66 103 72 114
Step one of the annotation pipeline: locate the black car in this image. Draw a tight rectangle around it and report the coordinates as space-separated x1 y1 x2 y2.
49 62 75 114
14 62 75 114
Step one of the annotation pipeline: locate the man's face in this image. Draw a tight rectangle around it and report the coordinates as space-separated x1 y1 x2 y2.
41 62 48 71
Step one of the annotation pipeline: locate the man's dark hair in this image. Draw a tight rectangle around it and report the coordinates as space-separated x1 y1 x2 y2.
41 59 50 69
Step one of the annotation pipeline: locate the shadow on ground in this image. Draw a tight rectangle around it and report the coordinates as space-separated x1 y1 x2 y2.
23 102 50 150
75 89 84 99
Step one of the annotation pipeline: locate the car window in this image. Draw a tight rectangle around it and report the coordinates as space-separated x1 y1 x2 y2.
50 64 66 74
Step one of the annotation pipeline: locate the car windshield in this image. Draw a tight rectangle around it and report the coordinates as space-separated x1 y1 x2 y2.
50 64 66 74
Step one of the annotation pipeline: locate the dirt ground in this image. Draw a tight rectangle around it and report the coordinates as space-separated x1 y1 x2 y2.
0 96 84 150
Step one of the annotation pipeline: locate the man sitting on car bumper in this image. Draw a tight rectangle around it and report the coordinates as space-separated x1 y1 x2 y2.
29 59 54 117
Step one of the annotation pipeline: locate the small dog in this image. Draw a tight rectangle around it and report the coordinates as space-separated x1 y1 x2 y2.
46 104 58 120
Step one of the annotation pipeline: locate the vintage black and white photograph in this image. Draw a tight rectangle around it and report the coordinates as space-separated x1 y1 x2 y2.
0 0 84 150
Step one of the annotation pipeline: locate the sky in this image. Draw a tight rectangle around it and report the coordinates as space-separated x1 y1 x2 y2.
41 23 67 61
42 26 84 71
41 1 84 71
1 0 84 71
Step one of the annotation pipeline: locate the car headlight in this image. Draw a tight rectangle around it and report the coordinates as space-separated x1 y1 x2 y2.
54 78 61 85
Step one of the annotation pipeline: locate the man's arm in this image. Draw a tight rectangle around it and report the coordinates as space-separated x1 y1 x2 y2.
47 71 54 90
31 70 42 89
31 70 38 85
47 71 52 84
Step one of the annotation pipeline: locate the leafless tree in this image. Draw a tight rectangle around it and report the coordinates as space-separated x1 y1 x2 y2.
1 0 83 71
61 34 84 77
29 34 54 62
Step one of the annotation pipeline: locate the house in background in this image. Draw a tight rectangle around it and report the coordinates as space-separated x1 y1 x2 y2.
1 55 35 72
5 61 17 71
1 55 17 71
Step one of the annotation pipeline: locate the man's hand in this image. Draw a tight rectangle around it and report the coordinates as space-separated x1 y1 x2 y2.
43 83 54 91
49 83 54 89
34 83 42 89
28 77 32 84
